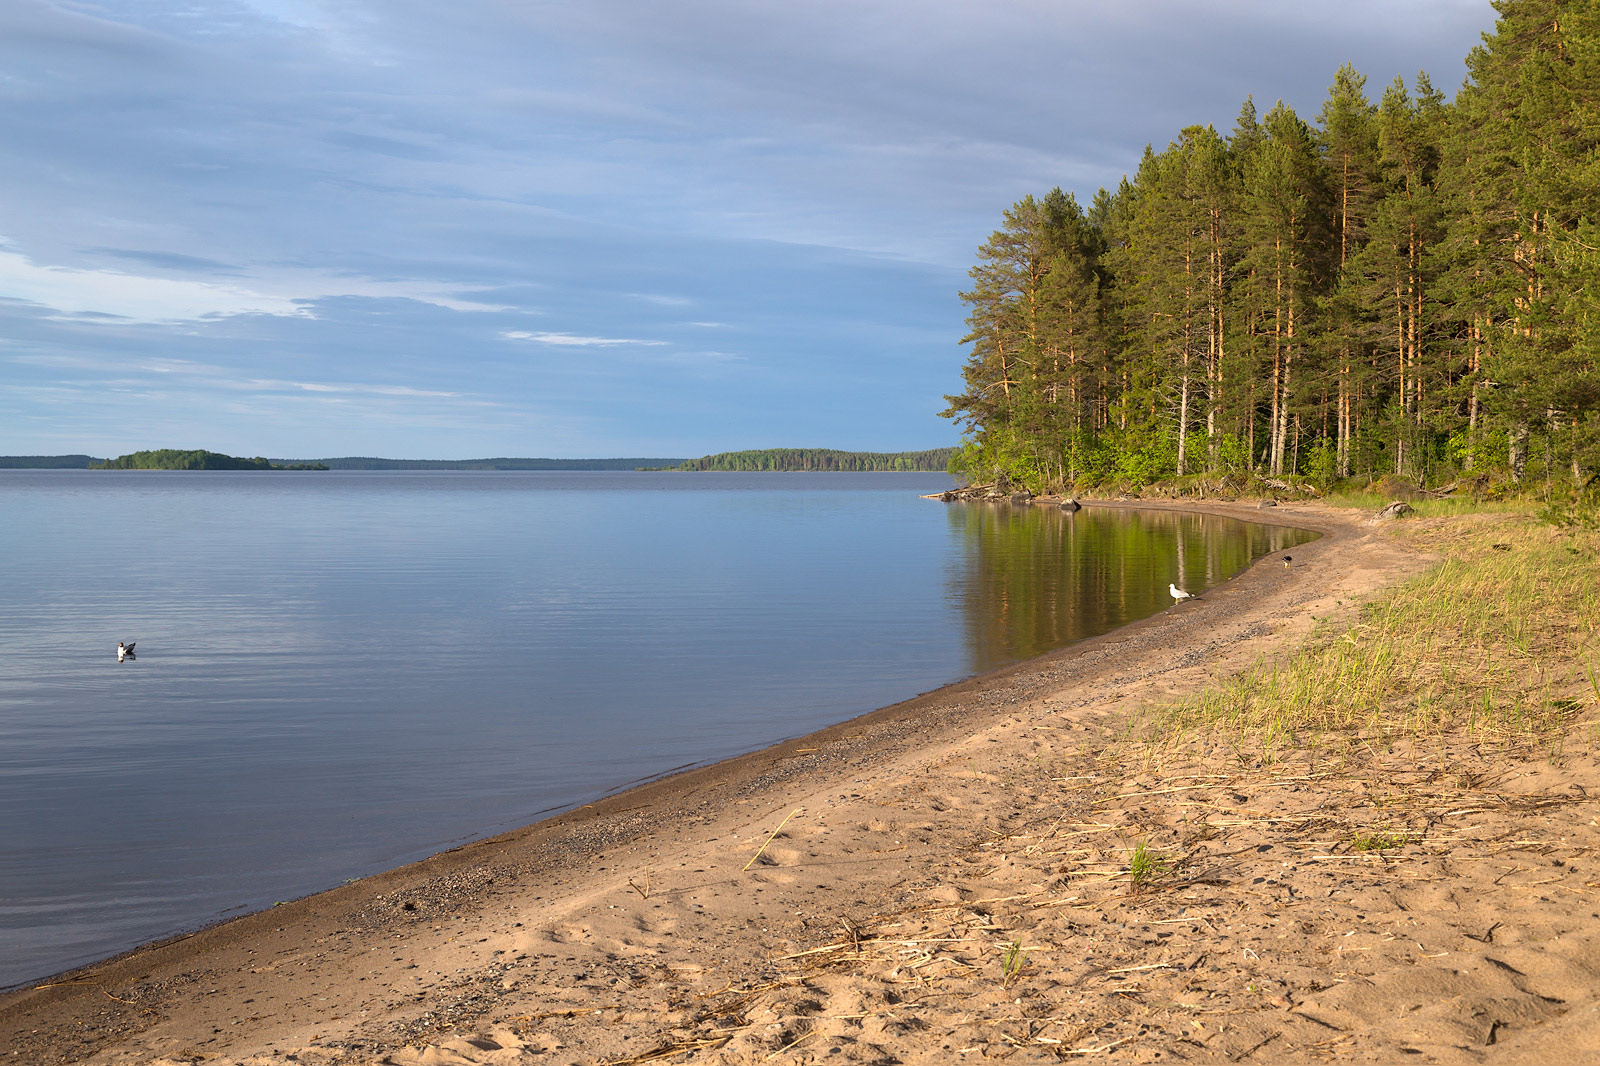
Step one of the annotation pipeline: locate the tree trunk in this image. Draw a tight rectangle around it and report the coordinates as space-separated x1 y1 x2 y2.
1510 422 1529 482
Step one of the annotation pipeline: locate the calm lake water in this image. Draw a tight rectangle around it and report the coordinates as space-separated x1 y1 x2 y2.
0 470 1313 987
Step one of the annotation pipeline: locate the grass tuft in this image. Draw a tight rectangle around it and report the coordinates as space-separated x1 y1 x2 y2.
1350 828 1408 852
1127 840 1169 891
1000 939 1027 986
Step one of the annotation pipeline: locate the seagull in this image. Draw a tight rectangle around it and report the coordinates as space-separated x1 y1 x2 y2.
117 641 136 661
1283 555 1293 567
1169 583 1195 603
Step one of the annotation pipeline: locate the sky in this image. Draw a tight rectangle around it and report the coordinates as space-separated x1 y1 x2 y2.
0 0 1496 459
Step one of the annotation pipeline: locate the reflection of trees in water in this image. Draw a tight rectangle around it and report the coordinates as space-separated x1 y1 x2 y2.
946 506 1315 675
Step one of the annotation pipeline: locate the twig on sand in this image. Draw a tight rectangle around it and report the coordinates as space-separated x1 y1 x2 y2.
1060 1034 1139 1056
764 1028 816 1060
744 808 803 871
599 1035 732 1065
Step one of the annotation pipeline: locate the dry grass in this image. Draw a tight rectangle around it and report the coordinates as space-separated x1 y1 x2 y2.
1124 512 1600 759
1320 490 1528 518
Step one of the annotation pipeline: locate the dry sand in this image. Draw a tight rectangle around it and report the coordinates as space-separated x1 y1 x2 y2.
6 501 1599 1065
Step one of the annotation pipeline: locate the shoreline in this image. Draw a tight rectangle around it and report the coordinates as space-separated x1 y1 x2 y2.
0 495 1297 996
1 502 1453 1062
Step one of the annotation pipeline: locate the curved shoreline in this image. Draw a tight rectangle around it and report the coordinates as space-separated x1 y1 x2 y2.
1 500 1407 1064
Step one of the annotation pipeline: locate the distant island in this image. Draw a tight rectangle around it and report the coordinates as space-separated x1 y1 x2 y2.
91 450 329 471
1 449 957 473
667 448 956 472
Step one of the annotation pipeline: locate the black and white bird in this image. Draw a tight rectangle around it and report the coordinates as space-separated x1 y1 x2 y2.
1169 583 1195 603
117 641 136 661
1283 555 1293 567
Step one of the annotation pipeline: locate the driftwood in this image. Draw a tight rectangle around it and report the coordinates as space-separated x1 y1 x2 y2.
1375 500 1414 520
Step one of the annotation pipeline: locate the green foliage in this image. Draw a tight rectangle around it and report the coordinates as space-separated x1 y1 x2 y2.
320 457 684 470
0 455 104 468
1127 840 1169 890
943 3 1600 495
1306 439 1338 490
672 447 955 472
92 450 328 471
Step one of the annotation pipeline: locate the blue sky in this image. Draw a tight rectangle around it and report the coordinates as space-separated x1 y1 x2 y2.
1 1 1493 459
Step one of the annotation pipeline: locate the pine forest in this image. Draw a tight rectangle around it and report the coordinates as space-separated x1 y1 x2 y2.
942 0 1599 498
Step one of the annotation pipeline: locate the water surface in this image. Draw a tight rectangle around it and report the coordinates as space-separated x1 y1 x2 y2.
0 471 1312 986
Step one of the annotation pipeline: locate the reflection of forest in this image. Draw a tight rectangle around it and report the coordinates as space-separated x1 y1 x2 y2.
947 505 1317 675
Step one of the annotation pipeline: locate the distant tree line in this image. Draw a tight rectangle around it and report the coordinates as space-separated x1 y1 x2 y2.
672 448 957 472
0 455 103 468
944 0 1599 494
92 450 327 471
312 457 686 471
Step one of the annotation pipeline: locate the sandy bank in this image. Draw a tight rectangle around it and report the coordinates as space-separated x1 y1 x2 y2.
7 501 1597 1064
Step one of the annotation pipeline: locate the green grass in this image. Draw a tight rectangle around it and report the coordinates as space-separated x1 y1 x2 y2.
1126 514 1600 755
1350 829 1408 852
1000 939 1027 985
1128 840 1170 890
1320 490 1527 518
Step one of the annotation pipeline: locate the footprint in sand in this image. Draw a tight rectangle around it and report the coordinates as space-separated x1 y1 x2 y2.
921 883 974 903
542 923 591 945
748 844 806 883
630 912 679 936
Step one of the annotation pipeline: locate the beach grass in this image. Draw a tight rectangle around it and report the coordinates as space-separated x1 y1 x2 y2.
1319 489 1528 518
1124 509 1600 758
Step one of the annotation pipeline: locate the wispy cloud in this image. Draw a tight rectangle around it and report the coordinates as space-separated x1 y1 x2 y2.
0 246 513 323
0 248 307 322
5 352 471 403
500 330 667 347
244 379 463 399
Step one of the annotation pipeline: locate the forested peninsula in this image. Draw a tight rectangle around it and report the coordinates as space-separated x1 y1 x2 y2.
92 450 328 471
945 0 1598 497
670 448 956 472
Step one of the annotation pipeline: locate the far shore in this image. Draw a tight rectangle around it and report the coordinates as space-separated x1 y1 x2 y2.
6 499 1596 1065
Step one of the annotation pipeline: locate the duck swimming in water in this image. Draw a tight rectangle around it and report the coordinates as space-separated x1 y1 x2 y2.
117 641 136 661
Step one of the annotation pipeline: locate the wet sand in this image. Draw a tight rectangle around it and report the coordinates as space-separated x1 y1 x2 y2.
6 501 1597 1064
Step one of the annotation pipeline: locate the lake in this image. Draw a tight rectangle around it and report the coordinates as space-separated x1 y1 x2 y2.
0 470 1313 987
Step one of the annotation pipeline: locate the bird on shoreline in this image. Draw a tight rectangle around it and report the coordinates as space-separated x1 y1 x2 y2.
1169 583 1195 603
117 641 136 661
1283 555 1293 567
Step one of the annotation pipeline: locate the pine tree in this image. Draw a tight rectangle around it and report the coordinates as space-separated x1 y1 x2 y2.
1316 64 1380 476
1443 0 1600 482
1238 102 1328 475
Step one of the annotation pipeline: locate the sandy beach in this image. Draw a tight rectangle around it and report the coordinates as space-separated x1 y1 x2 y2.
6 500 1599 1065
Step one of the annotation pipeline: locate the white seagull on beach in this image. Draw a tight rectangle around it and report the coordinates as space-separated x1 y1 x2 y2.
1169 583 1195 603
117 641 136 661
